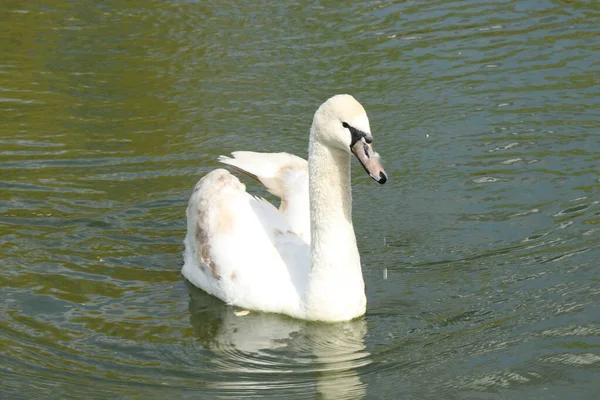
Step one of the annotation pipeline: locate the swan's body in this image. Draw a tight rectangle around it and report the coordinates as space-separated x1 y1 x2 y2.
182 94 386 322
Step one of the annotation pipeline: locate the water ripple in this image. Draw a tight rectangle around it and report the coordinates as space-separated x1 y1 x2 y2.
1 0 599 398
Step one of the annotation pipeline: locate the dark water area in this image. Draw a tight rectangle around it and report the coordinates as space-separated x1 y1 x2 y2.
1 0 599 398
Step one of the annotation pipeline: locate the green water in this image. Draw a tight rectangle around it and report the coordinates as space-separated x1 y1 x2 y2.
1 1 599 398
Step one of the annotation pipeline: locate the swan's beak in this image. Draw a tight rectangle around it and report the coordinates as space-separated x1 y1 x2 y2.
351 138 387 184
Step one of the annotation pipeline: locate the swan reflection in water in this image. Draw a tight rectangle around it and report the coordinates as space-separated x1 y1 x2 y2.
186 281 370 399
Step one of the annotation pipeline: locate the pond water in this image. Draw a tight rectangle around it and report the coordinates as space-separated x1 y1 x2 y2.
1 0 599 399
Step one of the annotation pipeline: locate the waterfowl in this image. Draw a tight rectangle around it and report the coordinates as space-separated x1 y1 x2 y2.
182 94 387 322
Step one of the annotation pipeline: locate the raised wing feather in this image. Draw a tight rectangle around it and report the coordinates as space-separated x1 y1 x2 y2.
218 151 310 243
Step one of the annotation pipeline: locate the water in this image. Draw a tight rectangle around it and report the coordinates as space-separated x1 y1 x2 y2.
1 0 599 398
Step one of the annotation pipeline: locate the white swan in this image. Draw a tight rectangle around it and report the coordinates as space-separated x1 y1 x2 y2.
182 94 387 322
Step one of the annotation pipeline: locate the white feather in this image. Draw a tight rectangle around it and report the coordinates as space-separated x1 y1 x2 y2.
217 151 310 243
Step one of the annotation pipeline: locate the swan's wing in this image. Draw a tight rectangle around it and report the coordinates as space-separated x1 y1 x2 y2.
218 151 310 243
218 151 306 198
182 169 309 318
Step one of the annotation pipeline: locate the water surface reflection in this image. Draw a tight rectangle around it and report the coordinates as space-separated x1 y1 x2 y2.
187 282 370 399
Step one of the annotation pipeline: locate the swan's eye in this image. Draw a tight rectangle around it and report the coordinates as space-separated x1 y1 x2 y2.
342 122 350 129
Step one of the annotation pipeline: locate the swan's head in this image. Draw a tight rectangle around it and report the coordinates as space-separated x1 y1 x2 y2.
312 94 387 184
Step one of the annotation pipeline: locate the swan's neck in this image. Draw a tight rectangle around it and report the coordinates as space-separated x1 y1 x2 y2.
305 137 366 321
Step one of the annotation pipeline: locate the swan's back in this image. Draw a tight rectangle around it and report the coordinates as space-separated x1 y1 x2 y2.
182 169 309 318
